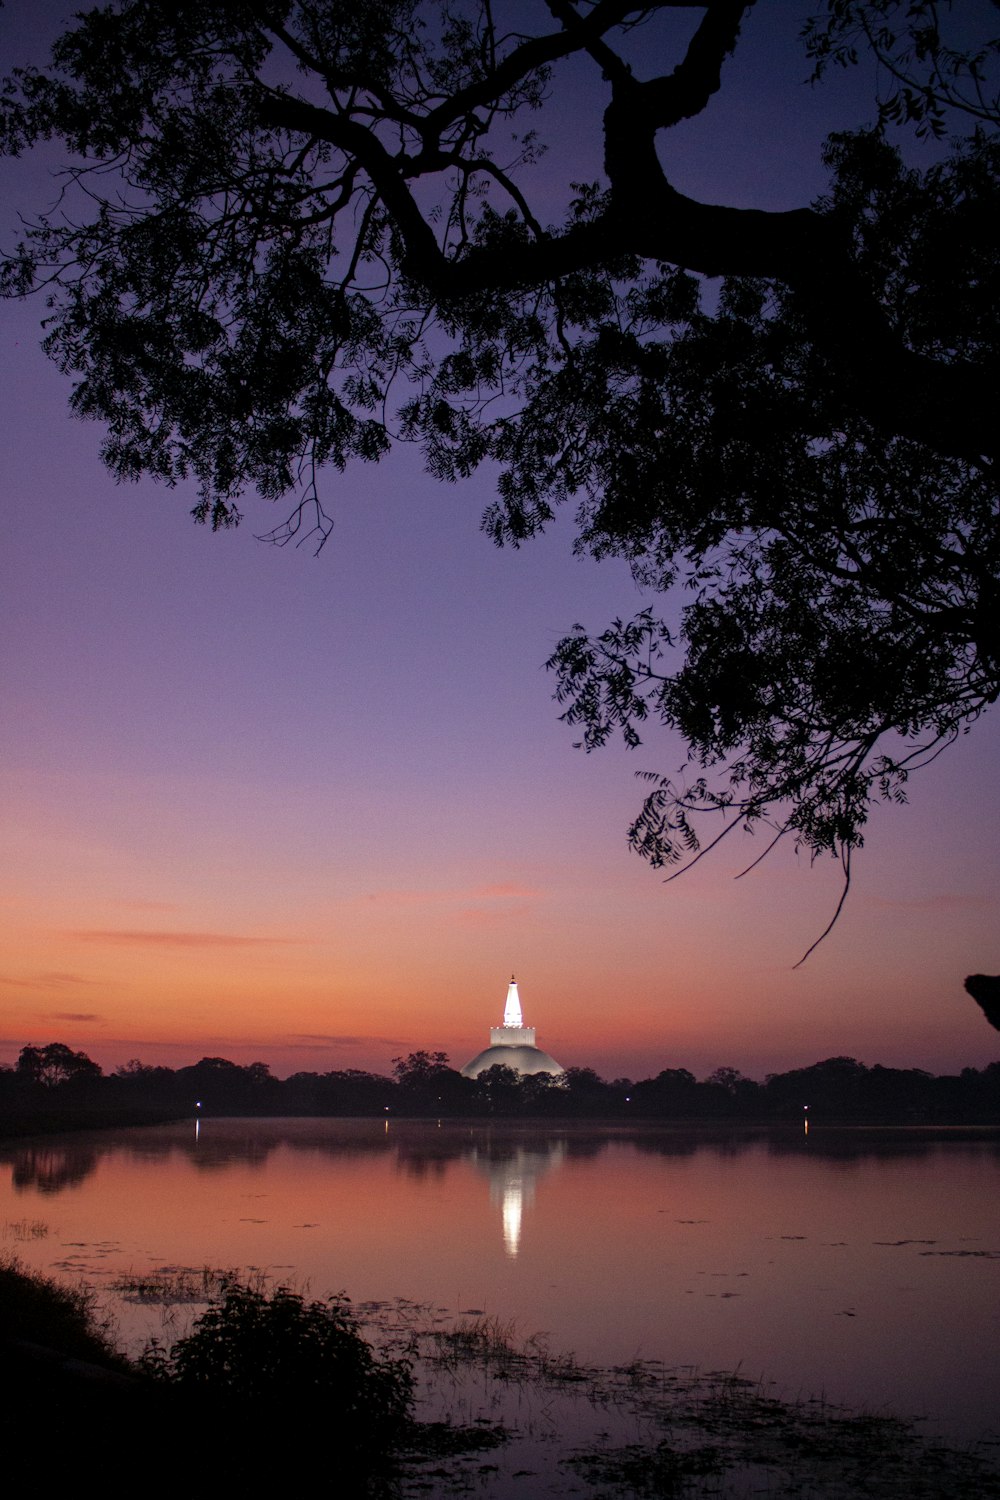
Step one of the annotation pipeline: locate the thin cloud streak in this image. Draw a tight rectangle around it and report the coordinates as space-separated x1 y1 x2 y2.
66 930 302 948
46 1011 104 1022
0 971 99 989
361 882 543 907
113 899 183 912
289 1033 412 1049
456 904 538 929
475 882 543 899
869 893 993 912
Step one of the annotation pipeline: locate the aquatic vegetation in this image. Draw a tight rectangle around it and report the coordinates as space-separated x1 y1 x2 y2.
1 1218 49 1240
109 1264 263 1304
356 1302 1000 1499
2 1258 998 1497
568 1438 724 1497
433 1313 524 1364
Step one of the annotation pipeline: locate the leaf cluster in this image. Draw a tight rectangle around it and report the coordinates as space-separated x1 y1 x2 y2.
804 0 1000 139
544 131 998 893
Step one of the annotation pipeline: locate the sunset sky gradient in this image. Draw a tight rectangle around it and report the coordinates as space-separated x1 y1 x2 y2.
2 0 998 1082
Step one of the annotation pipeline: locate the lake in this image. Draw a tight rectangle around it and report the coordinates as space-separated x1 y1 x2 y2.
2 1118 999 1450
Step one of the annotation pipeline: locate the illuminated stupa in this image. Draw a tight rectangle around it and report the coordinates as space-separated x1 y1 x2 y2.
460 976 564 1079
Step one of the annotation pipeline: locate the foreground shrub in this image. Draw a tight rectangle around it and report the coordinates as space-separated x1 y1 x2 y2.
141 1280 413 1483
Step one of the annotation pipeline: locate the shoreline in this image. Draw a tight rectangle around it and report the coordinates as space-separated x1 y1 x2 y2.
4 1108 1000 1144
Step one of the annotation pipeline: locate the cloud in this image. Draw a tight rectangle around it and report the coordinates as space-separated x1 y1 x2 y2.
289 1033 411 1049
869 893 993 912
456 904 538 929
113 899 182 913
45 1012 104 1023
66 930 301 948
362 882 543 908
0 971 98 989
120 1038 209 1051
470 882 543 900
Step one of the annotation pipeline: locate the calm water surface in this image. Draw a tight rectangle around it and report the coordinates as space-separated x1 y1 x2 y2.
2 1119 998 1442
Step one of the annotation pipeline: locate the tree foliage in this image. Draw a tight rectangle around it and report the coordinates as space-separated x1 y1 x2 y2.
3 1041 1000 1121
16 1042 103 1088
803 0 1000 138
965 973 1000 1032
393 1048 455 1086
2 0 997 917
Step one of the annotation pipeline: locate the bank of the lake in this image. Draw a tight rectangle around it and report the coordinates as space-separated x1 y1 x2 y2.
0 1105 188 1141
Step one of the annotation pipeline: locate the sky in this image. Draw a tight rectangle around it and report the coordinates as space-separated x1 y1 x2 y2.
1 1 998 1083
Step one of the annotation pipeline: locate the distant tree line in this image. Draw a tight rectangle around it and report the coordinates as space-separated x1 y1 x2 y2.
2 1043 999 1129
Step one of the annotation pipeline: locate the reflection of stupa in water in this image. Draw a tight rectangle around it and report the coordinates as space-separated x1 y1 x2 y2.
468 1139 567 1257
460 975 564 1078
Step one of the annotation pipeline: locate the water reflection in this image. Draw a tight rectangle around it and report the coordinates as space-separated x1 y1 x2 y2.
467 1139 567 1257
6 1120 1000 1197
10 1141 98 1195
3 1119 999 1441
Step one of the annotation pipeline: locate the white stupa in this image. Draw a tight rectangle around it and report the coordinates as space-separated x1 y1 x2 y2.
460 976 564 1078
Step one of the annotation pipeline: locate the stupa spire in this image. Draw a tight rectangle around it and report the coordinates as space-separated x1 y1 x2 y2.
503 975 523 1029
460 972 563 1079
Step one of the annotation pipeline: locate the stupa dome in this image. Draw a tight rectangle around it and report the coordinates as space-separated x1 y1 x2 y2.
461 1042 564 1078
460 976 564 1079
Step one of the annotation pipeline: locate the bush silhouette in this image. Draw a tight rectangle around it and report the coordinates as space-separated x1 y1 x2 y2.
142 1280 413 1483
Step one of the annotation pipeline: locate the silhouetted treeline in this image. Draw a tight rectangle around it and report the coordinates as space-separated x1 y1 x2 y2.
2 1044 999 1131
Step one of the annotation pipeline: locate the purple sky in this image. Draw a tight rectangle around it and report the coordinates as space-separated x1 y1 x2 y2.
2 0 998 1080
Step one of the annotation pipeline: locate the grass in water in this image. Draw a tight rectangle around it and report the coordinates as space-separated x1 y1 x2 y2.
566 1363 1000 1498
108 1264 270 1304
4 1263 998 1498
356 1303 1000 1499
1 1217 50 1240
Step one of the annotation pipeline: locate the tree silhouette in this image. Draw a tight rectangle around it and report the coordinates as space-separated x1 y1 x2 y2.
2 1 997 906
16 1043 102 1089
965 974 1000 1032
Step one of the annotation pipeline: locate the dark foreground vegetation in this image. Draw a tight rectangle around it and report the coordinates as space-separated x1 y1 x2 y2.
3 1043 1000 1135
0 1258 411 1494
2 1258 998 1499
